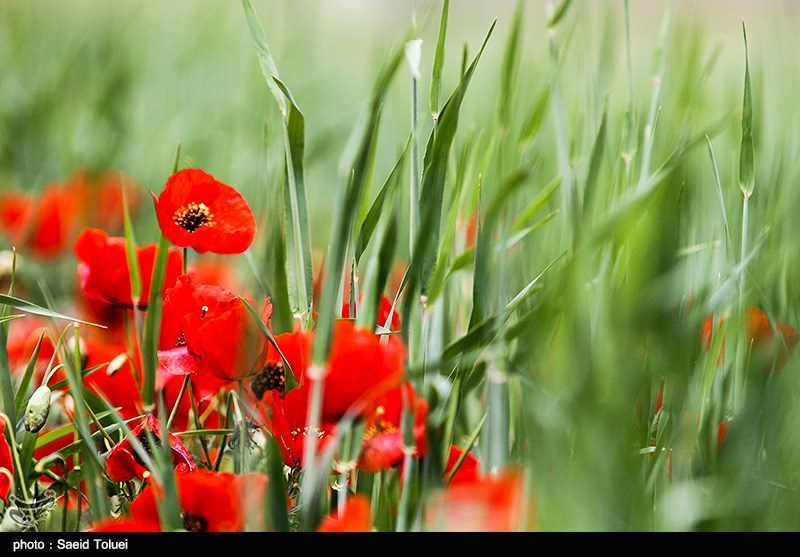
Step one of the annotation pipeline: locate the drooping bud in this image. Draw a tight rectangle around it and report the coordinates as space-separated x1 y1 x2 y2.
24 386 52 433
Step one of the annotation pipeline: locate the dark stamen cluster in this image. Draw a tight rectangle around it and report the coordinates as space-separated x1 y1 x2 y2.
172 202 214 232
250 361 285 399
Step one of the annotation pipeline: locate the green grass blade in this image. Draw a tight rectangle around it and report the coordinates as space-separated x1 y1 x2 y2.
13 330 45 415
356 136 410 262
140 234 170 410
241 0 286 114
498 0 523 127
548 0 574 28
0 295 106 328
582 103 608 221
121 181 141 304
273 76 314 326
410 20 496 294
706 136 733 260
429 0 450 118
264 435 290 532
739 22 754 197
62 326 108 521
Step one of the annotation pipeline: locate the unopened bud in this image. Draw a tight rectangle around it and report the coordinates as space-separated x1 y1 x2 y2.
24 386 52 433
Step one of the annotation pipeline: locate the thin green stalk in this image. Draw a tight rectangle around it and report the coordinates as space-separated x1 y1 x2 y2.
166 375 191 430
547 21 575 250
187 379 213 468
636 0 673 190
0 413 33 503
408 47 421 259
734 194 749 411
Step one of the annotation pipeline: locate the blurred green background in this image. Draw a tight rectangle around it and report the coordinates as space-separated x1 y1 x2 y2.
3 0 799 245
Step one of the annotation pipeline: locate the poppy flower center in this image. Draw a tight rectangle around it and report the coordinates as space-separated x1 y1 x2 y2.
251 361 285 399
290 426 326 441
132 431 162 466
176 331 186 347
362 406 397 441
172 202 215 233
182 513 208 532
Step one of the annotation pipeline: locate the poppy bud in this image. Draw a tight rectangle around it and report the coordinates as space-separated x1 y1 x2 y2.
24 386 52 433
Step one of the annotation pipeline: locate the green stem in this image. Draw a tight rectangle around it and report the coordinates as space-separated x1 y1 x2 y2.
141 234 171 410
187 379 213 468
409 72 420 259
734 193 750 412
0 413 32 503
166 375 191 431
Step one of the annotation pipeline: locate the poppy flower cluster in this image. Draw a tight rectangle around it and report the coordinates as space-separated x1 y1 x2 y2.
0 170 140 260
1 162 525 534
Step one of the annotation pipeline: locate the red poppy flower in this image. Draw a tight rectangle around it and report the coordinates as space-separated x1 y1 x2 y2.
425 470 524 532
5 316 55 375
104 415 196 483
341 294 402 331
129 470 244 532
702 307 799 374
0 191 32 245
74 228 183 310
358 383 428 473
158 274 273 381
322 320 405 421
0 419 14 502
152 168 256 255
318 495 372 532
80 338 142 420
443 445 480 484
269 388 336 469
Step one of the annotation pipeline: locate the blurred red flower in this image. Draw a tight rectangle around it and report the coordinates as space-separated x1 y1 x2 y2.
322 320 405 421
318 495 372 532
80 338 142 420
358 383 428 473
443 445 480 485
0 185 79 259
74 228 183 310
702 306 799 373
0 419 14 502
68 169 141 232
426 470 524 532
152 168 256 255
90 470 268 532
0 170 139 260
187 257 242 293
104 415 196 483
